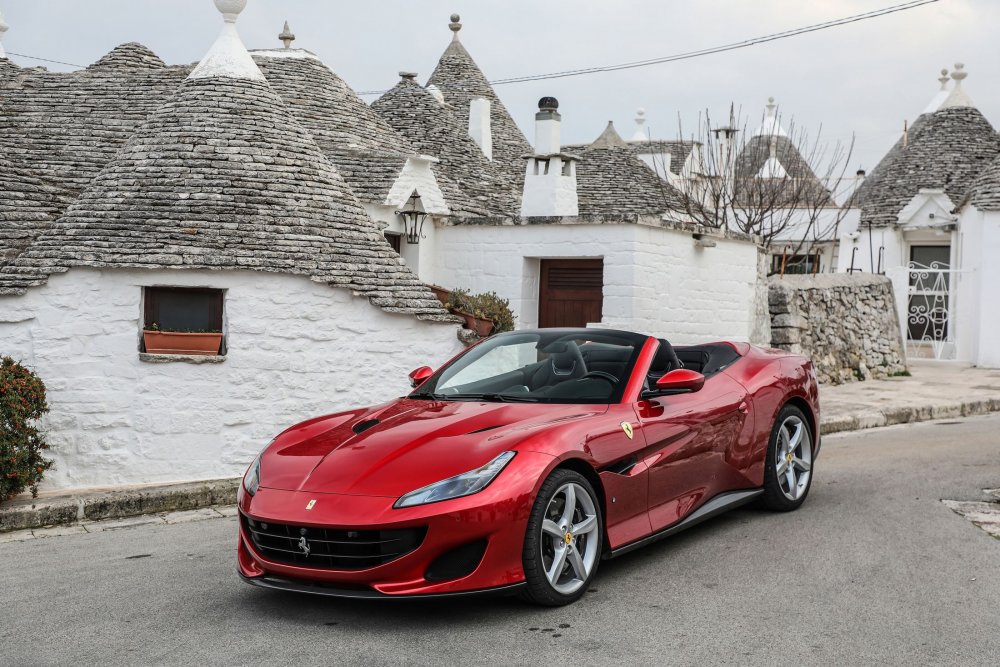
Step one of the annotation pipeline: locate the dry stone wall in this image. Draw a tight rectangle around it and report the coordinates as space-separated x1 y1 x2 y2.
769 273 906 384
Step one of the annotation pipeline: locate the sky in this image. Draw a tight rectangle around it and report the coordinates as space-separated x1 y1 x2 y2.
1 0 997 172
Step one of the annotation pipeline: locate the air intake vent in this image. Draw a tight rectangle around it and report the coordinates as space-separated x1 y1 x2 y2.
467 424 504 435
352 419 380 435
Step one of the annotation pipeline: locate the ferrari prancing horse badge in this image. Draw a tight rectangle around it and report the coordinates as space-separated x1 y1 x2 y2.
305 499 317 510
621 421 633 439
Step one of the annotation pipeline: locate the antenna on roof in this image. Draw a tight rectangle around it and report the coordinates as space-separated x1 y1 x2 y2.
279 21 295 49
449 13 462 42
0 9 9 59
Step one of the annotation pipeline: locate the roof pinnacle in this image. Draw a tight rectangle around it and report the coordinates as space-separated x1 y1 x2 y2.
766 96 777 117
938 68 950 90
214 0 247 24
0 9 9 59
950 62 967 86
631 107 648 142
279 20 295 49
189 0 264 81
449 13 462 41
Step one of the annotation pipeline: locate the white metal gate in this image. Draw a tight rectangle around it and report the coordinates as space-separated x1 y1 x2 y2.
906 260 957 360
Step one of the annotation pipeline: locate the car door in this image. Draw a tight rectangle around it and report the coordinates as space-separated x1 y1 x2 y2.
635 372 750 533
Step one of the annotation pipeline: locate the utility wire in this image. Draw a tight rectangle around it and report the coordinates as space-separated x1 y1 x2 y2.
357 0 940 95
6 52 86 69
6 0 940 88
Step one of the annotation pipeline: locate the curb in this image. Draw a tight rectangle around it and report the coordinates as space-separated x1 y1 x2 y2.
3 399 1000 534
0 478 239 533
819 398 1000 436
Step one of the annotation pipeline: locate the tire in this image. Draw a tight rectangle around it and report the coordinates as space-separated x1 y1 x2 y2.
520 469 603 606
760 404 815 512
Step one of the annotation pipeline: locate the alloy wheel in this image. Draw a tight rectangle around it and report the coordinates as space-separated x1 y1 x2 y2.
539 482 599 595
775 414 813 501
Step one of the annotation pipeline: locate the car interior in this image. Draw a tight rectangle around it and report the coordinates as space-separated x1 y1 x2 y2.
420 335 743 403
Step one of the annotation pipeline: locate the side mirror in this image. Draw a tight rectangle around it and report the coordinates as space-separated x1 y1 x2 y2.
408 366 434 388
655 368 705 393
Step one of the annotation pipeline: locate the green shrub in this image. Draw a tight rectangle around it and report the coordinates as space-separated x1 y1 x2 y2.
0 357 52 501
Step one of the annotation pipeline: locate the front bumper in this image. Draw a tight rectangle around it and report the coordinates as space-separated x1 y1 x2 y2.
236 451 551 597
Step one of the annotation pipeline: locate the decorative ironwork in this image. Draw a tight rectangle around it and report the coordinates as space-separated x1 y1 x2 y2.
906 260 954 360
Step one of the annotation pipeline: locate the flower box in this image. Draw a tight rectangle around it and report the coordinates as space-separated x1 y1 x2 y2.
142 331 223 356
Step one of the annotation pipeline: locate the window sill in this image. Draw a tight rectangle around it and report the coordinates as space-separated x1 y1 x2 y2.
139 353 226 364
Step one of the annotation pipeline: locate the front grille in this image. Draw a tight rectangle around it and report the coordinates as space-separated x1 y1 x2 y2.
242 514 426 570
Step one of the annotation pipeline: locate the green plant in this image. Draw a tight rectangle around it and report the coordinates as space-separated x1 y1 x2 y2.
471 291 516 334
443 289 516 335
0 357 52 501
443 289 474 314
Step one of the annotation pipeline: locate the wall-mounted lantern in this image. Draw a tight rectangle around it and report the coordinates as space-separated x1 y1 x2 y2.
397 192 428 244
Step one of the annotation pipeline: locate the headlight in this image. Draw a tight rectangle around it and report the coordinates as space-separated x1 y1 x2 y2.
243 453 262 496
393 451 516 509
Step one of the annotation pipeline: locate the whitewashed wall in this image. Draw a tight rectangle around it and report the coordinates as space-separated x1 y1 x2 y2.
432 221 762 345
0 269 461 490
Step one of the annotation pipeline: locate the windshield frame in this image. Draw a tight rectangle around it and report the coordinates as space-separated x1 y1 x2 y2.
408 328 651 405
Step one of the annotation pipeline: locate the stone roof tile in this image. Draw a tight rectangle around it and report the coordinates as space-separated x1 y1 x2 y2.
86 43 166 71
857 106 1000 226
0 74 449 318
372 77 515 216
426 25 531 193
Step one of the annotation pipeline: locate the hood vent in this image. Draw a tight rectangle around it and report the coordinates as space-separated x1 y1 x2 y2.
352 418 381 435
467 424 505 435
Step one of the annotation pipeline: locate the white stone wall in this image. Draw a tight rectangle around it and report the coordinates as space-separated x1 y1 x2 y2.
0 269 461 490
432 221 761 344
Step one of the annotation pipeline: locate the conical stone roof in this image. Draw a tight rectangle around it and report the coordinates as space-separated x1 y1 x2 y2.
251 50 469 211
0 152 74 269
857 106 1000 227
426 16 531 190
0 33 448 317
967 153 1000 211
372 76 514 216
87 43 166 72
573 123 684 216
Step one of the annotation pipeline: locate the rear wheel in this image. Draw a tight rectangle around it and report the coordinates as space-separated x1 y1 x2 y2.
520 469 603 606
761 405 814 511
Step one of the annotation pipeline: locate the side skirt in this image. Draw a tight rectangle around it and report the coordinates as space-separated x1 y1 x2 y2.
608 488 764 558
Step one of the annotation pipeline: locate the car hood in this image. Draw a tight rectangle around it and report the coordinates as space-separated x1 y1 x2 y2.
260 398 605 497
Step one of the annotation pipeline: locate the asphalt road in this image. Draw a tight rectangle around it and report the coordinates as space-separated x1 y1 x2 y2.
2 415 999 666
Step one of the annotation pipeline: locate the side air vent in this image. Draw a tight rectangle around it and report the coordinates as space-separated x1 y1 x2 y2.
601 456 637 476
352 419 380 435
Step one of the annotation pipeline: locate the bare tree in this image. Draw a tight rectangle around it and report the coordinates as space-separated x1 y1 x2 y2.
661 104 855 274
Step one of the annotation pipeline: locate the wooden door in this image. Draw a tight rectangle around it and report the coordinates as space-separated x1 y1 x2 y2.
539 259 604 328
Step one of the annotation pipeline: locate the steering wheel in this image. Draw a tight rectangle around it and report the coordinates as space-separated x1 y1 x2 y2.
581 371 619 385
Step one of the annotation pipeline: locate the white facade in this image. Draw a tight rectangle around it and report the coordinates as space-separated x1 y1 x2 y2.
835 189 1000 367
430 220 765 344
0 269 461 490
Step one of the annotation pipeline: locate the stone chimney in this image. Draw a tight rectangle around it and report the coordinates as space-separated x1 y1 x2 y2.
469 96 492 160
521 97 579 217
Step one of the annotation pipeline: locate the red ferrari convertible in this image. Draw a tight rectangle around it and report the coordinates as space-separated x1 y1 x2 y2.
238 328 819 606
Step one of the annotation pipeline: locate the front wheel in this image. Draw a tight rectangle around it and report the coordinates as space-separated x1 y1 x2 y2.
520 469 603 606
760 404 814 511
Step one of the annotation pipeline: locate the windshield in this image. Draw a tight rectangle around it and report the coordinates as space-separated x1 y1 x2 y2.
410 330 647 404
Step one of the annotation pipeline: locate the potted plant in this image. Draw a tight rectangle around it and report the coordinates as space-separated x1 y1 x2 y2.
443 289 515 338
427 284 451 306
142 323 224 356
